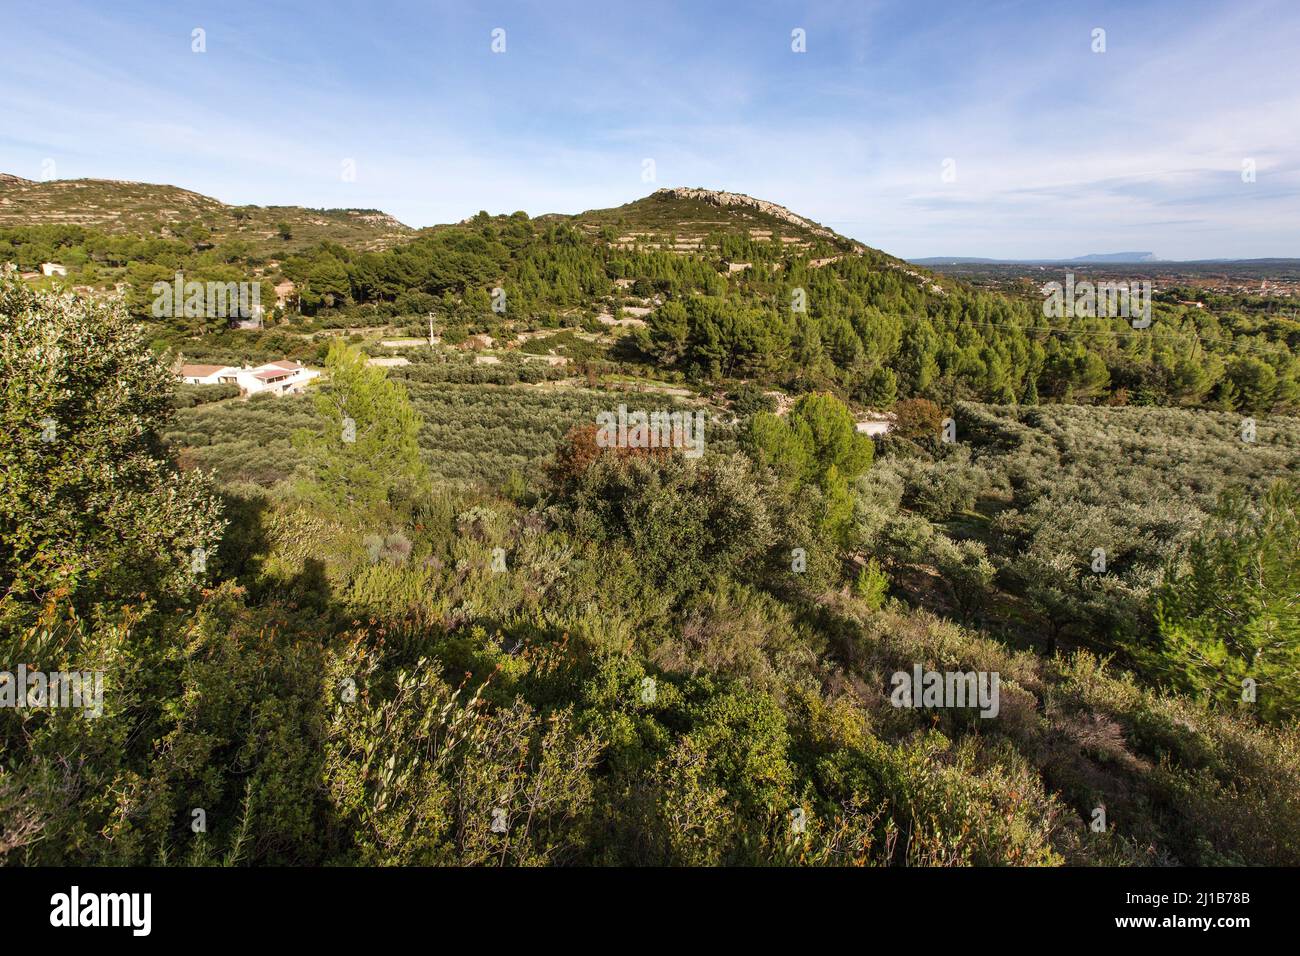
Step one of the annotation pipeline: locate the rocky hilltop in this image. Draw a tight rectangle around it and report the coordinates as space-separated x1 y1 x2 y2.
649 187 842 242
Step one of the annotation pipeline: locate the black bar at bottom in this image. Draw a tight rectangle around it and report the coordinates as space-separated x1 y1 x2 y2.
3 865 1280 941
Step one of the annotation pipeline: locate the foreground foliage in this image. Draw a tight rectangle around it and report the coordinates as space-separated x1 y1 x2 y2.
3 278 1298 867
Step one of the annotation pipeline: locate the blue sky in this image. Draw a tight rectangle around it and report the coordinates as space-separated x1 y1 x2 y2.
1 0 1297 259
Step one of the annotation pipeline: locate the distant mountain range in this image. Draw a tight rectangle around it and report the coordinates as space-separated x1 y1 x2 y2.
912 253 1160 265
912 253 1300 266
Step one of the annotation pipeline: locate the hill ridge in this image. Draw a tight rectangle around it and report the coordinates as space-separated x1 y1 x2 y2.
649 186 844 243
0 176 412 253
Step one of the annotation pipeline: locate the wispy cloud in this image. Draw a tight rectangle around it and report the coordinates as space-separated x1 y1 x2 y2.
0 0 1296 258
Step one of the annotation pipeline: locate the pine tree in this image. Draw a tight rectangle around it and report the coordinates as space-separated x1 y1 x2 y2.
1154 480 1300 721
293 340 428 510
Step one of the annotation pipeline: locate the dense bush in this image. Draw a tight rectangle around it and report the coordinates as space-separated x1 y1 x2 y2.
172 382 241 408
0 278 224 626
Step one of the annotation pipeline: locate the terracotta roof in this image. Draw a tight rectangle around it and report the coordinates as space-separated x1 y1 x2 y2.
180 364 231 377
268 360 300 369
252 368 296 381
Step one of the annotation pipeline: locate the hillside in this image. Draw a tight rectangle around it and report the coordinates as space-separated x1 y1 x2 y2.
570 186 855 253
0 175 1293 421
0 176 412 254
569 188 949 300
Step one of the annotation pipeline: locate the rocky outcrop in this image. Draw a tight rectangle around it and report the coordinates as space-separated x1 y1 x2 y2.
651 187 840 241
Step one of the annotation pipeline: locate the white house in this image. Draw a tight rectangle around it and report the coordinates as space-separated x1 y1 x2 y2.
178 359 320 396
40 262 68 277
237 360 319 395
178 363 237 386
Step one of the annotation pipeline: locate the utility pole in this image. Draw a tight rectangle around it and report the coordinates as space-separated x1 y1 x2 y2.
428 311 435 347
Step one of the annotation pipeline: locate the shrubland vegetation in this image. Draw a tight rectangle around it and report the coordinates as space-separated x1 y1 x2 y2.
858 403 1298 711
4 273 1297 867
